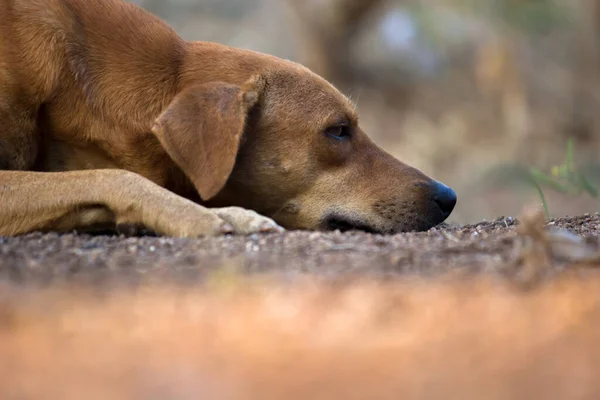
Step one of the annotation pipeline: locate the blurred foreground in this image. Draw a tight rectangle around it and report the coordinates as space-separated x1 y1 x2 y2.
2 275 600 400
131 0 600 223
1 210 600 399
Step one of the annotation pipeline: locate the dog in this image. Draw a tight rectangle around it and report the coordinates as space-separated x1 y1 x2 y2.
0 0 457 238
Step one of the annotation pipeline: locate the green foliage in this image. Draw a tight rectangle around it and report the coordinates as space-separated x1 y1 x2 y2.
496 0 570 34
528 138 599 217
406 0 571 51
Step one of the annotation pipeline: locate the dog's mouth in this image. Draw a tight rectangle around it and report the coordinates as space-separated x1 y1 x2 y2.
323 214 379 234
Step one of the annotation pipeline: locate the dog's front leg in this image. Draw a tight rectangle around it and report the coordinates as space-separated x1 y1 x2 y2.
0 170 282 237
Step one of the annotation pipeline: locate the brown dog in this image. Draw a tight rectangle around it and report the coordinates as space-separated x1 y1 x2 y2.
0 0 456 238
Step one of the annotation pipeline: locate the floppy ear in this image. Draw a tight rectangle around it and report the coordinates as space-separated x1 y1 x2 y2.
151 77 264 200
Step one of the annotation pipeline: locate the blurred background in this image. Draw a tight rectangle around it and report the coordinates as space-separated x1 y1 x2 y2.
132 0 600 224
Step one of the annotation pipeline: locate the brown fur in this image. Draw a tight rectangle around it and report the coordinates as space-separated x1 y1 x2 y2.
0 0 455 237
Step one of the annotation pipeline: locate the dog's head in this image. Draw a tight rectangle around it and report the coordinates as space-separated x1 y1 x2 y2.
152 51 456 234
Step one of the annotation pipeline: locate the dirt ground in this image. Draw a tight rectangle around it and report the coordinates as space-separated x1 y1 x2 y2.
1 212 599 286
2 212 600 400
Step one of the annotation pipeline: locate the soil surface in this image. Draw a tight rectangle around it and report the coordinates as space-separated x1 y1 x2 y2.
2 213 599 286
2 213 600 400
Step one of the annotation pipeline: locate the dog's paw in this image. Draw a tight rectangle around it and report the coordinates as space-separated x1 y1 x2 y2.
211 207 285 235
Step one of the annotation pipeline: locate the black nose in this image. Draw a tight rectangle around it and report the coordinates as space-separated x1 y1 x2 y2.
431 181 457 216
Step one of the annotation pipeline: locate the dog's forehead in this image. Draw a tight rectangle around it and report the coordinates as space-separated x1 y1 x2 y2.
266 65 357 122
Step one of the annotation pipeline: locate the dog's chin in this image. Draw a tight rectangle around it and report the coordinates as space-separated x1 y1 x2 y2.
322 214 381 234
322 213 444 235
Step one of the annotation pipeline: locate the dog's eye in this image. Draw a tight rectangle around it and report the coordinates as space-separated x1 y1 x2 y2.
325 125 350 140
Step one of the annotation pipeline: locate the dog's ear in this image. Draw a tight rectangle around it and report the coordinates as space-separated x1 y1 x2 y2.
152 76 264 200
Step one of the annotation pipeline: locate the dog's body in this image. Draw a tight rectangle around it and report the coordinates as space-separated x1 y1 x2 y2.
0 0 456 237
